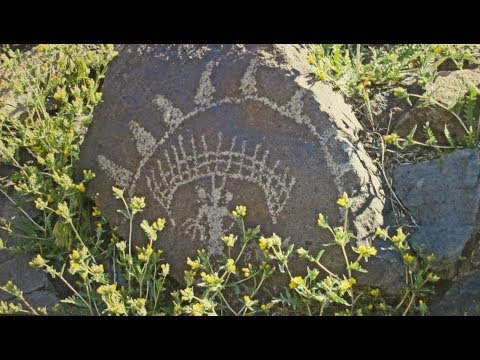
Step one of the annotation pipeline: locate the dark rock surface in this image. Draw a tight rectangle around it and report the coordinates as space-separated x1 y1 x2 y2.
393 149 480 277
78 44 404 294
431 270 480 315
0 170 59 311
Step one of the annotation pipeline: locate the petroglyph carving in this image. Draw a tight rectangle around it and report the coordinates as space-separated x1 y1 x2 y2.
97 154 132 188
80 45 398 293
144 132 295 224
194 60 216 106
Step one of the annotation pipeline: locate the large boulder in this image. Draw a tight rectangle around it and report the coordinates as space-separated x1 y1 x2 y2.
393 149 480 277
78 44 403 294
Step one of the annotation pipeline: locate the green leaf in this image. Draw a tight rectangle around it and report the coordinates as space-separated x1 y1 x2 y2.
423 122 438 147
348 262 368 273
403 124 417 148
315 249 325 262
329 292 349 306
306 266 320 282
444 125 455 147
116 208 130 220
52 220 71 249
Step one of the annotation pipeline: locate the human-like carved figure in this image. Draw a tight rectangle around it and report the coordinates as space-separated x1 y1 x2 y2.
181 179 235 254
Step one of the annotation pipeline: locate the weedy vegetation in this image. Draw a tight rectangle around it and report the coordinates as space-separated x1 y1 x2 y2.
2 44 475 315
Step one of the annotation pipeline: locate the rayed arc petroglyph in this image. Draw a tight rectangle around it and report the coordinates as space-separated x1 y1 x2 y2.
94 56 348 249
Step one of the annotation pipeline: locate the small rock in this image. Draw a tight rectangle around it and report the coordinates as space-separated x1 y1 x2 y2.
0 253 47 301
393 149 480 277
431 270 480 315
393 68 480 145
24 290 59 311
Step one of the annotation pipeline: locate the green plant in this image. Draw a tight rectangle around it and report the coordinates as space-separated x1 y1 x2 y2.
384 84 480 150
0 44 118 260
172 205 277 316
307 44 480 130
0 280 47 315
28 186 171 316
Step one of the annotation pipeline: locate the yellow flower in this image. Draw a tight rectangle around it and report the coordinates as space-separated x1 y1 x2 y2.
243 295 255 308
56 201 70 220
339 279 353 291
232 205 247 218
152 218 166 232
112 186 124 199
161 263 170 276
392 228 406 243
403 253 415 264
427 272 440 282
289 276 305 289
34 197 47 210
261 303 273 311
242 267 251 278
224 258 236 274
29 254 47 268
426 254 435 262
222 234 236 247
317 213 329 228
75 183 86 192
129 196 146 214
432 44 446 55
37 44 50 52
306 54 315 65
316 70 326 80
186 257 200 270
383 133 400 145
180 287 194 302
68 260 82 275
90 264 104 275
91 207 102 217
97 284 117 295
53 87 68 102
370 289 380 297
367 304 373 310
393 87 407 98
259 236 270 250
192 302 204 316
357 244 377 257
201 272 223 290
375 227 388 239
336 192 351 208
145 244 154 256
36 156 45 165
82 169 96 181
70 250 81 260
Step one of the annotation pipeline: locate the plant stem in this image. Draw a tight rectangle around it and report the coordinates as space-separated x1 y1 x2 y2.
0 189 45 232
408 93 468 133
403 294 416 316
